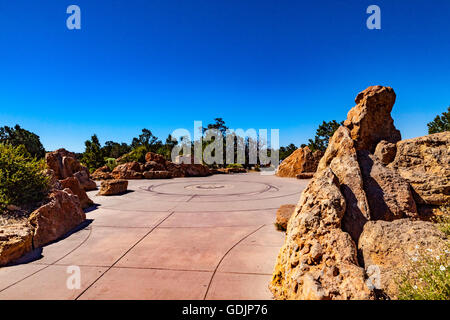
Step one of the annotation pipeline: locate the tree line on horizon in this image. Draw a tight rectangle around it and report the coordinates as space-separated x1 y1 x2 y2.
1 107 448 172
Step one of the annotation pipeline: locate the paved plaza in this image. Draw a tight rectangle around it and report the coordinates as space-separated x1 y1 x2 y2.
0 173 308 300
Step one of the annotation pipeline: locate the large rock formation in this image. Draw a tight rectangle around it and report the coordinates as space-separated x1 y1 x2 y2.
276 147 323 178
344 86 401 152
270 86 448 300
0 223 34 266
358 219 447 298
46 149 97 191
28 189 86 248
388 132 450 206
271 168 373 300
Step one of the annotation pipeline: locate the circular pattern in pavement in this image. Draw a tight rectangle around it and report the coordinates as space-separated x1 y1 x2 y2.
142 180 277 197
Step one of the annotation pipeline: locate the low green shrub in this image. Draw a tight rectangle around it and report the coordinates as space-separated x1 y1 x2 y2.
397 244 449 300
118 146 148 164
0 144 50 212
105 158 118 171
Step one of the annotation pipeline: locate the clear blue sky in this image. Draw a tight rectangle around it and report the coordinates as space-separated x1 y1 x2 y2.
0 0 449 152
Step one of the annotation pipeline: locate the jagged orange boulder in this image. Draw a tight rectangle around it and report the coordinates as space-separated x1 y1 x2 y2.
276 147 323 178
28 189 86 248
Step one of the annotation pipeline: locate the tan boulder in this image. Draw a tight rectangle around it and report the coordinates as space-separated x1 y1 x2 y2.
270 168 373 300
60 177 94 209
388 131 450 206
275 204 296 231
374 140 397 165
111 162 143 179
276 147 323 178
358 151 418 221
317 126 370 241
0 223 33 266
98 179 128 196
344 86 401 152
28 189 86 248
358 219 448 299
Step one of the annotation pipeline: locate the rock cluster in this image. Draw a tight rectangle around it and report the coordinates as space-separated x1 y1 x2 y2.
28 189 86 248
45 149 96 209
91 152 211 180
1 149 92 266
0 188 86 266
46 149 97 191
270 86 449 300
276 147 323 178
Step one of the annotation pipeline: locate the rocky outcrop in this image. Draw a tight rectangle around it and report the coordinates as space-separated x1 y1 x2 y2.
98 179 128 196
275 204 296 231
358 219 448 298
60 177 94 209
276 147 323 178
0 223 33 266
109 153 211 180
28 189 86 248
270 86 449 300
343 86 401 152
45 149 97 191
388 132 450 206
270 168 373 300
